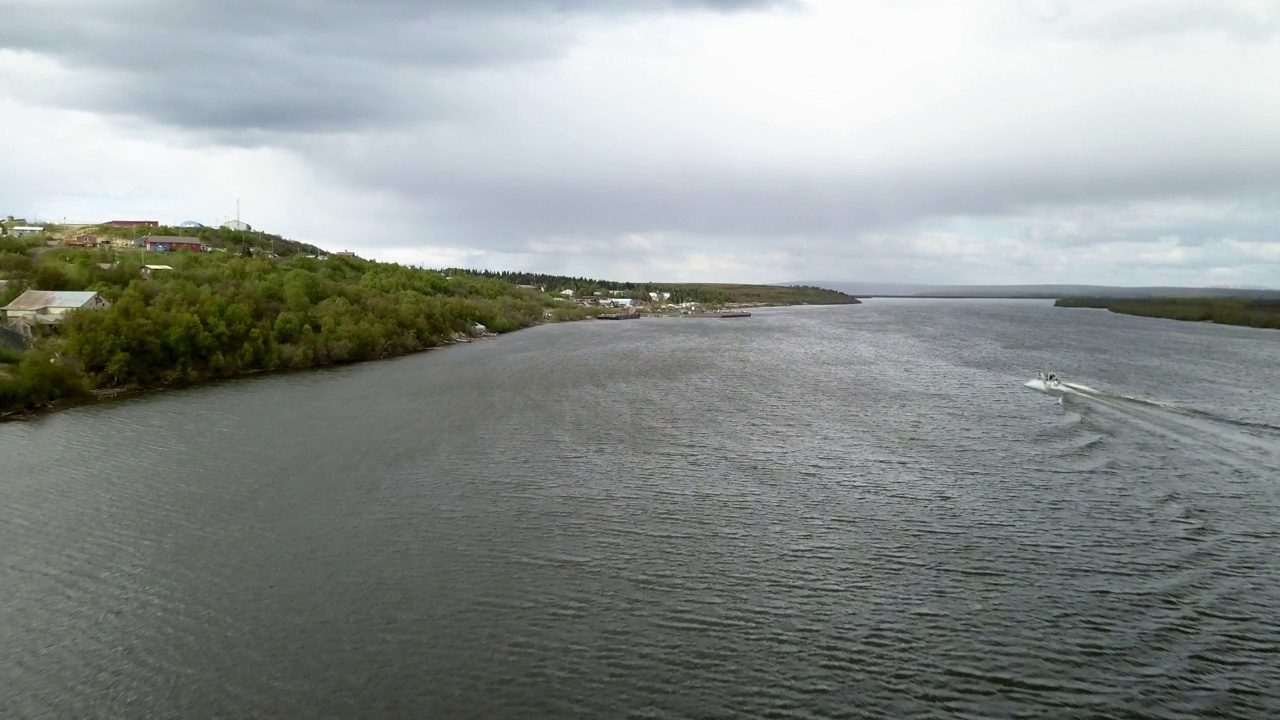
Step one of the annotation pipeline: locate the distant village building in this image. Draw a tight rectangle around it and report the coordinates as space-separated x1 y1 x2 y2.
559 289 576 297
1 290 111 325
64 234 99 247
139 264 174 279
221 219 252 231
10 226 45 237
142 235 205 252
104 220 159 228
649 291 671 303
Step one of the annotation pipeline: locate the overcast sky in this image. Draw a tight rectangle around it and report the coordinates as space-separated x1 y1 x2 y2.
2 0 1279 286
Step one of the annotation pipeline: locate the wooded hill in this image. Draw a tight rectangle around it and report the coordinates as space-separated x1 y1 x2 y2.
0 239 593 414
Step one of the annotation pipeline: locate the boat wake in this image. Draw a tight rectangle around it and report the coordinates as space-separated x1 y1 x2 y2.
1024 372 1280 468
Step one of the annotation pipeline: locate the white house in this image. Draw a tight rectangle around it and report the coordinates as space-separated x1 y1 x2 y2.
139 264 174 278
649 291 671 303
2 290 111 325
10 226 45 237
559 289 575 297
221 219 252 231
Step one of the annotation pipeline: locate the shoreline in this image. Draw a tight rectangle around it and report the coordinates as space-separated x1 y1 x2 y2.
1 301 853 423
0 330 513 424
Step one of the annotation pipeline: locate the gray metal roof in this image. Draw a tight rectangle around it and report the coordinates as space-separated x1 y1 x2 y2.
2 290 106 311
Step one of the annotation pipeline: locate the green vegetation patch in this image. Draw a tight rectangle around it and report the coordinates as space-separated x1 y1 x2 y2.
0 252 557 414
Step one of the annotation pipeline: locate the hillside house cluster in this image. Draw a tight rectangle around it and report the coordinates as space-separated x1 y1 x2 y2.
558 291 645 309
553 288 677 307
142 235 205 252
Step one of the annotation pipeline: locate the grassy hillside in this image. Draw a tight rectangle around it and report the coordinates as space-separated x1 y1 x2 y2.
1056 297 1280 329
1 218 326 258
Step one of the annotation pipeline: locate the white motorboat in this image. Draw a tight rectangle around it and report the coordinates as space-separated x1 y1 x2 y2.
1024 370 1066 396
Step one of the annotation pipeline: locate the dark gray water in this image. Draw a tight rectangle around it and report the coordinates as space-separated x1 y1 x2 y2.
3 300 1279 719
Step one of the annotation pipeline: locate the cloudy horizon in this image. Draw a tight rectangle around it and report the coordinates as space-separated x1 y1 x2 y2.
2 0 1279 286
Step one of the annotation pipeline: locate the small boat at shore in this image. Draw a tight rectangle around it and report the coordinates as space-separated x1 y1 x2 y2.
718 311 751 318
599 312 641 320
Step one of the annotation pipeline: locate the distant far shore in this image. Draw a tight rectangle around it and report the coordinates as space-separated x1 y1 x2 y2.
855 295 1061 300
1055 297 1280 330
789 280 1280 300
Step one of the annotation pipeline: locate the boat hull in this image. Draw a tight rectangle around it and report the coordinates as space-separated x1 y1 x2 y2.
1023 378 1066 396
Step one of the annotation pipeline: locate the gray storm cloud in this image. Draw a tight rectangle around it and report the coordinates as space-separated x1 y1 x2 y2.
1 0 1279 285
0 0 785 132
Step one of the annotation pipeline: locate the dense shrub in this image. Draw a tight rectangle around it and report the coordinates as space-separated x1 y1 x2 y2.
1 253 549 412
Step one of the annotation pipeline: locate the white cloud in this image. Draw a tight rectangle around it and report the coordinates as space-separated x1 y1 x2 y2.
1 0 1279 287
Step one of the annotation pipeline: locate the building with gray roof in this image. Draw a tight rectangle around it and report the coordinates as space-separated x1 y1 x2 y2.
2 290 111 325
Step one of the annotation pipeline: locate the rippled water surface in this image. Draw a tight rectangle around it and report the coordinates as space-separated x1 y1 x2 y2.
3 300 1279 718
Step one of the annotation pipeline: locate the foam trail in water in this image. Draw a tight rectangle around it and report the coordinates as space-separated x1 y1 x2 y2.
1031 376 1280 470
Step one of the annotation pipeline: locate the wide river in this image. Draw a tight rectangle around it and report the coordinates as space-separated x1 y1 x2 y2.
2 300 1279 718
